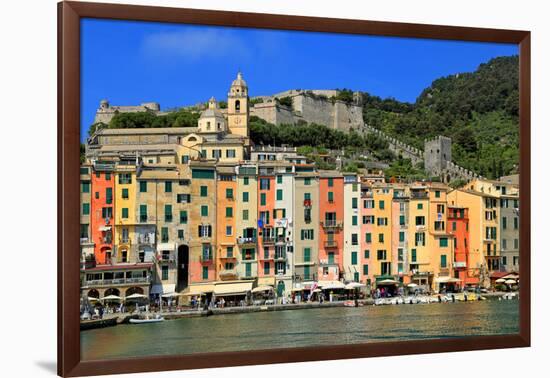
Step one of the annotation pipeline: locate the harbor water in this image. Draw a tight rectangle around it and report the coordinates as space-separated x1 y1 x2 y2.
81 299 519 361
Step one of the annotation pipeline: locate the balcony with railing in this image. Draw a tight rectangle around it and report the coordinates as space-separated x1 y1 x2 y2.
274 252 286 261
237 236 257 246
361 191 373 198
410 191 429 199
83 275 150 287
303 199 312 208
199 252 213 264
294 273 318 282
324 240 338 248
219 268 238 280
262 236 275 245
321 220 343 229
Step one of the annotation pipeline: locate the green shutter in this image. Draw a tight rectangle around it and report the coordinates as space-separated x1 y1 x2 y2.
226 207 233 217
352 198 358 209
439 237 448 247
243 192 249 202
122 208 128 218
304 248 311 262
277 175 282 184
165 205 172 222
122 188 129 199
81 182 90 193
139 181 147 192
440 254 447 268
82 203 90 215
192 169 215 179
200 186 208 197
379 200 385 209
351 252 357 265
276 189 283 201
352 216 358 226
363 264 369 275
201 205 208 217
260 193 266 206
165 181 172 192
106 188 113 204
328 191 334 202
180 210 187 224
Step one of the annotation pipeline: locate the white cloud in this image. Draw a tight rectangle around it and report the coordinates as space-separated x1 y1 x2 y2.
141 28 252 61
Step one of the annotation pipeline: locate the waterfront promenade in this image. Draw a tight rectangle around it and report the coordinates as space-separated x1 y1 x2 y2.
81 292 517 330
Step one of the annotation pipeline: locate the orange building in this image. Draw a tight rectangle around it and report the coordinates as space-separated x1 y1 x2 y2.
257 175 276 281
90 163 115 265
318 171 344 281
447 206 477 286
216 166 238 281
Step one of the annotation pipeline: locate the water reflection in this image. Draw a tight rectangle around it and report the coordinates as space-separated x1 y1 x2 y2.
81 300 519 361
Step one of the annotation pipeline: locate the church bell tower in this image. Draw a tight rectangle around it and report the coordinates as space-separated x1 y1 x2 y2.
227 72 249 137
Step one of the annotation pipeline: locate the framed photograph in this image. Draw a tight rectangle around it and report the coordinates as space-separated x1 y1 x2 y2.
58 1 530 376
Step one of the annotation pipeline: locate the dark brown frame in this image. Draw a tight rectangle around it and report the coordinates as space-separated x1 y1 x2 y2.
58 1 531 376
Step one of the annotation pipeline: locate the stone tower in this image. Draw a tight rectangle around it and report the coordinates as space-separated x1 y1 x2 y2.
424 136 452 177
227 72 249 137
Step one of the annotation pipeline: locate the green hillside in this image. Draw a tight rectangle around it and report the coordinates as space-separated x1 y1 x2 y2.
362 55 519 179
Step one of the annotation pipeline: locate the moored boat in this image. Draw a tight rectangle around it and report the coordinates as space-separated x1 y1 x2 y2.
129 315 164 324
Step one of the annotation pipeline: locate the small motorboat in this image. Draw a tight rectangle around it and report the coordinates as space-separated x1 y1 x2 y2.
129 315 164 324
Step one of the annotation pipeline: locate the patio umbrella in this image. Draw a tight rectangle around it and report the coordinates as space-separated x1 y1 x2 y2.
252 285 273 293
378 279 398 285
495 278 506 283
125 293 146 300
505 279 517 285
312 289 322 293
345 282 366 290
102 295 121 301
87 296 99 302
407 283 418 288
161 292 183 298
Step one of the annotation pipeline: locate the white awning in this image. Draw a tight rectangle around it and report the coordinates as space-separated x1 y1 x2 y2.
435 277 461 283
214 282 253 296
184 284 215 296
157 243 176 251
345 282 366 289
151 283 176 294
318 280 346 290
98 226 111 231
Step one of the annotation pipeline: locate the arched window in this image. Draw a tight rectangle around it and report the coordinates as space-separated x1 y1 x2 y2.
235 100 240 113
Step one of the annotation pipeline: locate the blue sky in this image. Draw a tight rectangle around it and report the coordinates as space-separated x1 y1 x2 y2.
81 18 517 140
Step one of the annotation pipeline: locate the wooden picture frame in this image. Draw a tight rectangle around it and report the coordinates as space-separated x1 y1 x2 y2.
58 1 531 376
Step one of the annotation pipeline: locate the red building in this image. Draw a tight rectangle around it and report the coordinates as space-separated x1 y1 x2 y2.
447 206 477 286
90 164 115 265
318 172 344 281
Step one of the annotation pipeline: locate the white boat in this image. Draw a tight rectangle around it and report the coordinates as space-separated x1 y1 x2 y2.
129 315 164 324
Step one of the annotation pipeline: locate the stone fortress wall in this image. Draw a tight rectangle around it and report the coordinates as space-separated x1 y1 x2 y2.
94 89 483 182
249 89 364 131
94 100 161 124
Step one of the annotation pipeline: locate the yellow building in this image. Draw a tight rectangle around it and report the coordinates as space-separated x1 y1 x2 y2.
371 184 394 280
113 167 137 264
408 184 432 288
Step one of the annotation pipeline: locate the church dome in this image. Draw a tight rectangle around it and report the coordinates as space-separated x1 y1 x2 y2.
231 72 248 89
